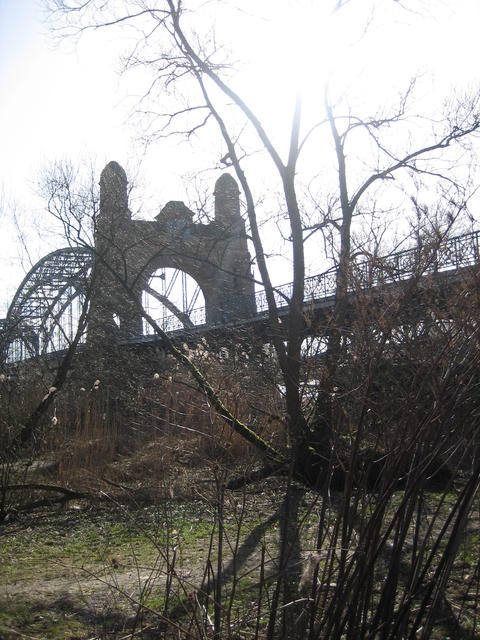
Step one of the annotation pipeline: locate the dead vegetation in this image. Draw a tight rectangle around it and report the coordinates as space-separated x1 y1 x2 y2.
2 270 480 639
1 361 480 640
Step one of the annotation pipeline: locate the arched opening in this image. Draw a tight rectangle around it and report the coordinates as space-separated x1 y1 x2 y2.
142 267 206 334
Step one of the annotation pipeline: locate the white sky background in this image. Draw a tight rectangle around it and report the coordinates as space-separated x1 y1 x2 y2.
1 0 480 315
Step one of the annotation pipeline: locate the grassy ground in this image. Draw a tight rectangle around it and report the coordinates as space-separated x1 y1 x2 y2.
0 444 293 639
1 439 479 639
0 500 217 638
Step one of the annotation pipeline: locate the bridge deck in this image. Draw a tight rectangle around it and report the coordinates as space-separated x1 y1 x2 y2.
3 230 480 361
145 230 480 335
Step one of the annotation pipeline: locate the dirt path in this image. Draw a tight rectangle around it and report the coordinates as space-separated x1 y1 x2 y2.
0 485 290 639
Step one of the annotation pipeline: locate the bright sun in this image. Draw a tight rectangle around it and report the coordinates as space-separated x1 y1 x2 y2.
214 0 479 140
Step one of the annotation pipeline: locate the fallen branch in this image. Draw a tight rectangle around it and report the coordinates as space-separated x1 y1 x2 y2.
226 463 287 490
6 483 92 499
1 483 96 518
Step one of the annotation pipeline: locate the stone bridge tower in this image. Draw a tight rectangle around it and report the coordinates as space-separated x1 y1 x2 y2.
87 161 256 345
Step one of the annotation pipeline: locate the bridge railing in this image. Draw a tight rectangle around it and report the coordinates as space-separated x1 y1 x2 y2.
7 230 479 353
353 230 480 288
152 229 480 332
259 229 480 316
147 306 206 334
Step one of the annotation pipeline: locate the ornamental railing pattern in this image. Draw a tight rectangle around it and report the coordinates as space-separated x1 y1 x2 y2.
254 230 480 316
156 229 480 332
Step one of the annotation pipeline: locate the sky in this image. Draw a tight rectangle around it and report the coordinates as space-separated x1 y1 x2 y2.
0 0 134 311
0 0 199 312
1 0 480 316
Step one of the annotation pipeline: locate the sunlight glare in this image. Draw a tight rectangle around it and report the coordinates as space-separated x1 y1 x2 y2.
238 2 353 109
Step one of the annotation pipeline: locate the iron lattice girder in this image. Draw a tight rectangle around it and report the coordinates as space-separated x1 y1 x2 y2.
4 247 93 355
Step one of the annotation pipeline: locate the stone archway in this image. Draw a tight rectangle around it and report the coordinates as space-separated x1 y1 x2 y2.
87 162 256 345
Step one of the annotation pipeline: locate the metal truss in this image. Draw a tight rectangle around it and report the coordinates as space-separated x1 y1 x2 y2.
1 247 93 362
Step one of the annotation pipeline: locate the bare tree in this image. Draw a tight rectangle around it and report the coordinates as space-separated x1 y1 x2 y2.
44 0 480 480
4 1 480 636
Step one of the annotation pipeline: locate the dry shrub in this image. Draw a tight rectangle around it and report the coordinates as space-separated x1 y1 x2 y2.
51 392 120 483
1 333 281 493
30 342 278 486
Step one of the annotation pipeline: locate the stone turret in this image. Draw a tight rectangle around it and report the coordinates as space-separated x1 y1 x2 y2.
214 173 240 224
212 173 255 321
89 161 141 346
98 161 130 228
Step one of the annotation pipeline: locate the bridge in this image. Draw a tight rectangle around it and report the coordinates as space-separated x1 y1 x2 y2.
1 161 479 363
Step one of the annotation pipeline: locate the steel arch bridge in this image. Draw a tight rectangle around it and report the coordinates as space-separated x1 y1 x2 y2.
0 249 212 363
2 160 480 365
3 228 480 364
1 247 93 362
